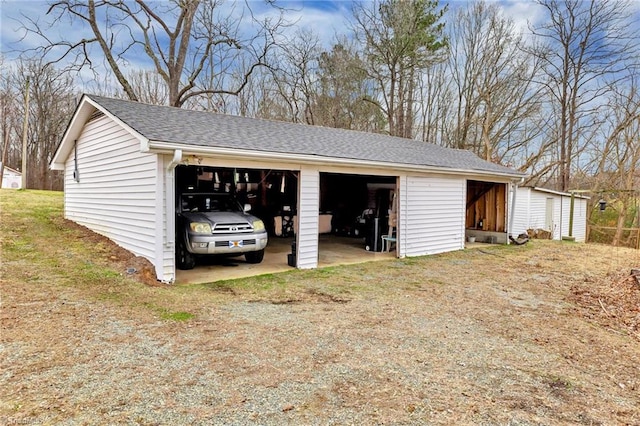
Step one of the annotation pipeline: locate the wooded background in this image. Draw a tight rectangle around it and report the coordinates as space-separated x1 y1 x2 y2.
1 0 638 242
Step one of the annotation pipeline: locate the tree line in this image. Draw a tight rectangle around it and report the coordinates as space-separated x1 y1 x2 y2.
1 0 639 204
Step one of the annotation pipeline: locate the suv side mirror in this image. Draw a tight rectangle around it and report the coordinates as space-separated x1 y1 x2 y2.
243 203 251 212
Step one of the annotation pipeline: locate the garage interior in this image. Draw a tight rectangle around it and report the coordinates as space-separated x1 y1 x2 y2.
465 180 507 243
175 165 398 283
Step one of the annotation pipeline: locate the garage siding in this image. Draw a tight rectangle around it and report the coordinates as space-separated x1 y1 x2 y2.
510 187 531 236
297 167 320 268
528 191 549 232
403 176 465 256
572 198 587 242
513 189 588 242
559 195 587 242
560 196 571 239
64 115 160 266
398 175 408 258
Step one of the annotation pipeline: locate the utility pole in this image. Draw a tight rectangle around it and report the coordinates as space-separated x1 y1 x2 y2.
21 74 31 189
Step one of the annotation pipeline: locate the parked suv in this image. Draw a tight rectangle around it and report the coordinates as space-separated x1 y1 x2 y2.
176 192 268 270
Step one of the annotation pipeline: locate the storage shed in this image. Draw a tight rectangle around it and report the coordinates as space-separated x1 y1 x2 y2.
510 186 589 242
1 165 22 189
51 95 525 283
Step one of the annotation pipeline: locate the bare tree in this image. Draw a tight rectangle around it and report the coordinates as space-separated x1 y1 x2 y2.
446 1 544 168
351 0 447 138
0 60 75 190
265 28 321 124
529 0 639 191
0 57 19 188
17 0 288 108
590 77 640 246
415 60 452 144
127 70 170 106
21 61 76 190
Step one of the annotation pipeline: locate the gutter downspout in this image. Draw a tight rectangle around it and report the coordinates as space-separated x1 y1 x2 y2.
508 177 524 241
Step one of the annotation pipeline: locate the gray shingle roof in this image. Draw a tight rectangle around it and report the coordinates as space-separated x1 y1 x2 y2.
88 94 523 177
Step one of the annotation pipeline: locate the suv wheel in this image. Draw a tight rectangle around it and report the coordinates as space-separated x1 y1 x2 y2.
176 240 196 270
245 249 265 264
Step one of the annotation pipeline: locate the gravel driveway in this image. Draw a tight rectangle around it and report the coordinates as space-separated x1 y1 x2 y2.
2 241 640 425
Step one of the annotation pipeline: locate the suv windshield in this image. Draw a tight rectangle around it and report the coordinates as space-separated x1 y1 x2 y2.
180 193 242 213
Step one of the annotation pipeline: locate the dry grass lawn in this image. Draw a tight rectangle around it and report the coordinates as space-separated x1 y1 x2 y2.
1 190 640 425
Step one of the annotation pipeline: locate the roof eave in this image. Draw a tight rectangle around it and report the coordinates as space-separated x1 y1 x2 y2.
148 140 526 180
50 94 91 170
50 95 150 171
532 186 591 199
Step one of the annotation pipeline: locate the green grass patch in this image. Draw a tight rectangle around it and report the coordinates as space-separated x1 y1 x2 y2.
160 310 195 321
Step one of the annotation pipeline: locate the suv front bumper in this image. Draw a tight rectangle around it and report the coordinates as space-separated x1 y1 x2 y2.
186 231 268 255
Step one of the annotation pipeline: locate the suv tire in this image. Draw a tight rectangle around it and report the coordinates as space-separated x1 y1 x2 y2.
245 249 265 264
177 240 196 270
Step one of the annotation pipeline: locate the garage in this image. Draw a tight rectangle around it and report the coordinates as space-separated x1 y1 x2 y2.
51 94 525 283
173 164 399 280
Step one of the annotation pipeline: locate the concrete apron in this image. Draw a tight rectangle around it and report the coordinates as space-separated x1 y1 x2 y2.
175 235 396 284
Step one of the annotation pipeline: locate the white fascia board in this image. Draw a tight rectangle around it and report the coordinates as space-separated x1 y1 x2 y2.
50 95 92 170
147 140 526 181
50 95 150 170
532 187 591 200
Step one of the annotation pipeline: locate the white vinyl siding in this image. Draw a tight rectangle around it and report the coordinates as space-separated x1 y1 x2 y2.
398 175 408 258
560 196 571 239
571 198 587 242
512 188 588 242
403 176 465 256
296 167 320 268
510 186 531 236
552 197 562 240
559 195 587 242
528 191 549 231
64 116 159 271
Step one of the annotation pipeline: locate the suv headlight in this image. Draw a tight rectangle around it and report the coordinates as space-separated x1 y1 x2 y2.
252 219 265 231
190 222 212 233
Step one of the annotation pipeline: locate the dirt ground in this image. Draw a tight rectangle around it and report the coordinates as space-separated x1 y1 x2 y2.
2 216 640 425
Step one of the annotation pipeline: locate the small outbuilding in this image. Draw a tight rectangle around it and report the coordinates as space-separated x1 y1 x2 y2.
510 186 589 242
1 165 22 189
51 94 525 283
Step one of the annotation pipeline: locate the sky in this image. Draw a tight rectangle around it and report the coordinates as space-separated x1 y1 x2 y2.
0 0 546 62
1 0 638 91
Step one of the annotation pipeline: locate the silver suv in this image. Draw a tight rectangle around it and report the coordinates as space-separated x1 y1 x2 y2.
176 192 268 270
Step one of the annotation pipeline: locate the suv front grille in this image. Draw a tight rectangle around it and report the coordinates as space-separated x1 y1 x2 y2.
212 222 253 233
214 239 257 247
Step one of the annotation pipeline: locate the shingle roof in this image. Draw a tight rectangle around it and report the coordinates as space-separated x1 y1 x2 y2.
88 94 523 177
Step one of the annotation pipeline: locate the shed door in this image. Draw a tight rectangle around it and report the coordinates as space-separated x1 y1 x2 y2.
545 197 554 230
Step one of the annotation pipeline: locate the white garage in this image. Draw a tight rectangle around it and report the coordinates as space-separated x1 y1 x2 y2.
51 94 525 283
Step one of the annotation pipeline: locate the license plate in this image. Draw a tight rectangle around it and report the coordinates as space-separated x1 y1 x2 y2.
229 240 243 248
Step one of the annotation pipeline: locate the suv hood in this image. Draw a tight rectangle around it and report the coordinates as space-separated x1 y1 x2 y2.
182 211 255 225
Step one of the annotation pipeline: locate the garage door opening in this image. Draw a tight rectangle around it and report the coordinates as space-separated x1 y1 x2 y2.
175 165 299 280
174 166 400 283
465 180 508 244
318 172 398 264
